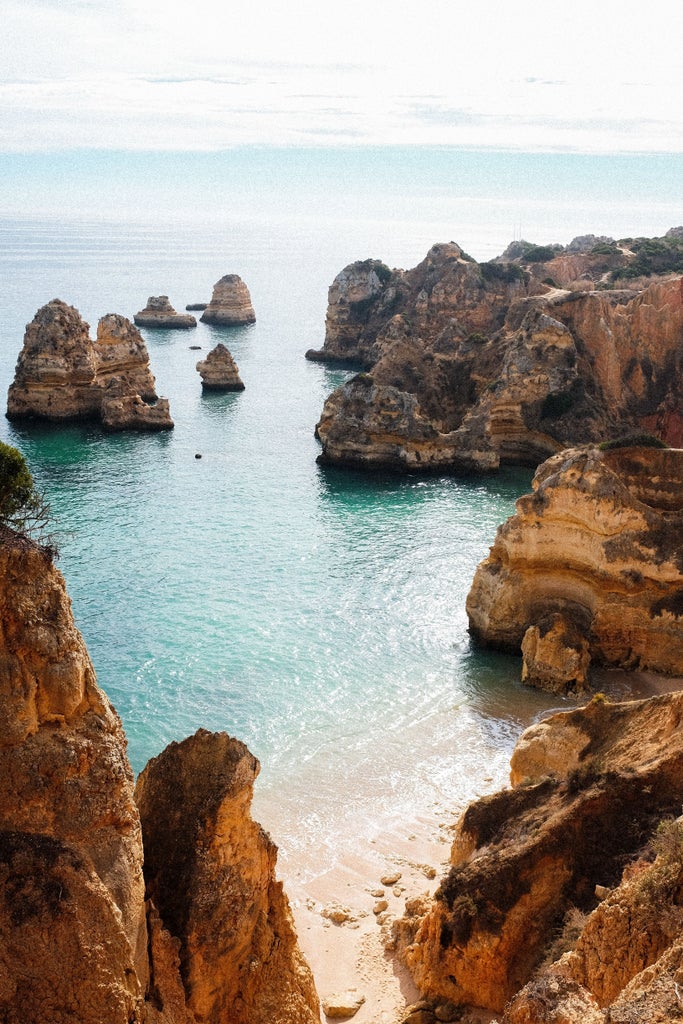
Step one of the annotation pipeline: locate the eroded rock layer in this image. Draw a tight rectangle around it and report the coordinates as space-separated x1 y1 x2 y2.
0 529 318 1024
200 275 256 325
395 692 683 1019
6 299 173 430
135 730 320 1024
466 444 683 682
310 240 683 472
196 342 245 391
0 531 149 1022
133 296 197 329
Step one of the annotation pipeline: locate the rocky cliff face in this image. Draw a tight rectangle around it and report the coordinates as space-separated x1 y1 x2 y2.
394 691 683 1021
200 275 256 326
0 529 319 1024
196 343 245 391
466 444 683 686
135 731 319 1024
310 241 683 473
0 530 149 1022
7 300 173 431
133 297 197 329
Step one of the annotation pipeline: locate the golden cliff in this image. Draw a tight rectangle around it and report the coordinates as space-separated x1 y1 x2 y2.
466 444 683 688
0 529 319 1024
6 300 173 431
310 238 683 472
394 691 683 1023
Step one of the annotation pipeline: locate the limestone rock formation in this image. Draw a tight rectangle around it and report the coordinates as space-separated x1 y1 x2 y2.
0 526 318 1023
466 444 683 681
200 275 255 325
135 730 320 1024
196 342 245 391
6 300 173 431
310 239 683 473
6 299 100 421
133 296 197 329
394 691 683 1018
0 530 149 1021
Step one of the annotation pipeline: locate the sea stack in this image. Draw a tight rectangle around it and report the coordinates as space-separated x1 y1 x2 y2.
200 275 256 326
133 295 197 329
6 299 173 431
196 343 245 391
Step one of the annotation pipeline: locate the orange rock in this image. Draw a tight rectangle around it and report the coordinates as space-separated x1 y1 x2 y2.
135 730 320 1024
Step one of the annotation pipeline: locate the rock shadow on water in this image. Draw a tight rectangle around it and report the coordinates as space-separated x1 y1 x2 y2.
198 388 245 422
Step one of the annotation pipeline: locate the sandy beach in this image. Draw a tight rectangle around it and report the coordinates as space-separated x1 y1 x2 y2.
276 670 683 1023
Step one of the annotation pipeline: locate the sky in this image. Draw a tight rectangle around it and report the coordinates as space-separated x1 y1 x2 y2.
2 0 682 154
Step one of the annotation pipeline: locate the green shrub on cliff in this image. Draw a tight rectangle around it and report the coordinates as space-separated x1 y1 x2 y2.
0 440 52 547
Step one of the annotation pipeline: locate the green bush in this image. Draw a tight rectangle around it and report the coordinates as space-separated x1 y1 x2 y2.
523 245 558 263
0 441 52 546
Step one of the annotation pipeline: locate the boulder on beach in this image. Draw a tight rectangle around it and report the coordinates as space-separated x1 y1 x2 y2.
133 295 197 329
196 343 245 391
200 274 256 326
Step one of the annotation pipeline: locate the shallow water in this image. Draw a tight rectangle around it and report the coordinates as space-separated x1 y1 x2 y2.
0 213 572 866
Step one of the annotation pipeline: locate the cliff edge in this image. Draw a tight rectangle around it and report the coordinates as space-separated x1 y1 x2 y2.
0 528 319 1024
310 238 683 473
394 691 683 1022
466 444 683 686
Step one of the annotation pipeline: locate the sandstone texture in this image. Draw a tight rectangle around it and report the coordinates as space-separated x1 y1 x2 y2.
133 296 197 329
0 527 318 1024
200 274 256 326
310 235 683 473
394 691 683 1020
196 342 245 391
6 299 173 431
466 444 683 683
0 530 149 1021
135 730 320 1024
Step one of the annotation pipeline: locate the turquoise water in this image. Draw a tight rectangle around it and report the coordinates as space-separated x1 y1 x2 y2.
0 204 596 867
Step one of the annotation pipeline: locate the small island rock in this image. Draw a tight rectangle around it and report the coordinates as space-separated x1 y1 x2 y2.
196 343 245 391
133 295 196 329
6 299 173 431
200 274 256 326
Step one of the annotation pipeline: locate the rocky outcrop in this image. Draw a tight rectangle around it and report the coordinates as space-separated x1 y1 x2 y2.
196 343 245 391
6 300 173 431
133 297 197 329
0 530 149 1021
310 240 683 473
395 691 683 1018
200 275 255 326
135 730 320 1024
0 527 318 1024
466 444 683 683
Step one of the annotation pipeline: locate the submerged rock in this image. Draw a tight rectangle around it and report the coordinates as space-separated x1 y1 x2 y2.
466 444 683 679
200 274 256 326
6 299 173 431
133 295 197 329
196 342 245 391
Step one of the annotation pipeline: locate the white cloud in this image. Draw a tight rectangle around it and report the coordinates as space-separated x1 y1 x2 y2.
1 0 682 152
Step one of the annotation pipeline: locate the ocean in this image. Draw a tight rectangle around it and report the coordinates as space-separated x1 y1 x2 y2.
1 146 680 875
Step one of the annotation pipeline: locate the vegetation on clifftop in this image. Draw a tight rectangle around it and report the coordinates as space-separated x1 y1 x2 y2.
0 440 53 550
